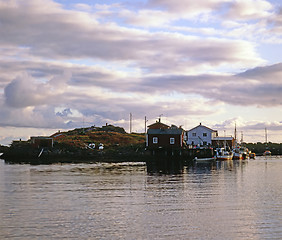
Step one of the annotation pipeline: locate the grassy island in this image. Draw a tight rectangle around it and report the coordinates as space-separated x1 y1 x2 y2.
1 125 148 164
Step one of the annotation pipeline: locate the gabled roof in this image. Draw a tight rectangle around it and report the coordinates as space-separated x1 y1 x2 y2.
147 121 170 130
187 123 217 133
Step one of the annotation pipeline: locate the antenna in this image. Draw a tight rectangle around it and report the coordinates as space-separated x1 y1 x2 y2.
83 116 85 133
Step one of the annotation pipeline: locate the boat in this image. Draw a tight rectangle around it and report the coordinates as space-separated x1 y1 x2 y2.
239 147 249 160
232 123 248 160
194 156 216 162
232 147 243 160
249 152 256 159
263 150 271 156
215 148 233 160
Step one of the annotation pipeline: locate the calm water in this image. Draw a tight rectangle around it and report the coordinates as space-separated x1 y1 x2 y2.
0 156 282 239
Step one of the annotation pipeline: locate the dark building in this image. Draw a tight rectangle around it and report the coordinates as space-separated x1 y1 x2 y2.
30 136 53 149
146 120 184 150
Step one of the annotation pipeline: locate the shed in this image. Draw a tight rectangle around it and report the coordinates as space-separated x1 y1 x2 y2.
30 136 54 148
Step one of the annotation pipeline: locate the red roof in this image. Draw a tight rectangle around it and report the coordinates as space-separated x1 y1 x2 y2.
147 121 170 130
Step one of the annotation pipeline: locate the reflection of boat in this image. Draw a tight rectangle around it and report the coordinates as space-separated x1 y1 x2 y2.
263 150 271 156
249 152 256 159
215 148 233 160
194 156 215 162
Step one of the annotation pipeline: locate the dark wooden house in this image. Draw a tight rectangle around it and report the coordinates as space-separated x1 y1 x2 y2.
146 120 184 150
30 136 54 149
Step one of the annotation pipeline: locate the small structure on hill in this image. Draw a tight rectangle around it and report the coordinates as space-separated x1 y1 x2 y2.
30 136 54 149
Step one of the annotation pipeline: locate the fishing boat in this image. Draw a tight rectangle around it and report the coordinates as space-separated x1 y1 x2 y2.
215 148 233 160
239 147 249 160
263 150 271 156
232 147 243 160
249 152 256 159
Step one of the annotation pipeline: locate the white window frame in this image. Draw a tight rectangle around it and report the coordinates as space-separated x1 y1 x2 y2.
170 138 175 144
153 137 158 144
192 133 196 137
203 133 207 137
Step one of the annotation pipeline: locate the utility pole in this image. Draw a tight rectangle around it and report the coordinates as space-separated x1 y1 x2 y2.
129 113 132 133
145 116 148 134
82 116 85 133
265 127 268 143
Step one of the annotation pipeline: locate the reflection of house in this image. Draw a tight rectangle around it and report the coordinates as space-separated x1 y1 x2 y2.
146 120 184 149
186 123 218 146
30 136 53 148
212 137 235 148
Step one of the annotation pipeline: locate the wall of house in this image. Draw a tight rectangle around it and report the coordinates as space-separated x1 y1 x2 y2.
148 134 182 149
186 126 213 146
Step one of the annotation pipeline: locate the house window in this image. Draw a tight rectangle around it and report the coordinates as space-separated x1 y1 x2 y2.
203 133 207 137
153 137 158 144
192 133 196 137
203 141 207 145
170 138 175 144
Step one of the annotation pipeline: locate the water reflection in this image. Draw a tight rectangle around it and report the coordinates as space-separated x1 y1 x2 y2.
146 158 185 175
146 158 249 175
1 157 282 239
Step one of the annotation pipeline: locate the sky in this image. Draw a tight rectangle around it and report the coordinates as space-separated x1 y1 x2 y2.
0 0 282 145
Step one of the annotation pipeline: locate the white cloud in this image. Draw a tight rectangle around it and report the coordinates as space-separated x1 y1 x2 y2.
225 0 273 20
147 0 225 15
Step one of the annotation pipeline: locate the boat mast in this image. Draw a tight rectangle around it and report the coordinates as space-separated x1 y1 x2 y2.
234 122 237 146
224 130 226 149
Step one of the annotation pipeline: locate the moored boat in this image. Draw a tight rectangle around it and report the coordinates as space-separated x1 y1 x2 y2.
232 147 243 160
239 147 249 160
263 150 271 156
194 156 216 162
249 152 256 159
215 148 233 160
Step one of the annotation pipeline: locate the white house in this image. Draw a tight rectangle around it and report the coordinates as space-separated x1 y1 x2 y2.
186 123 218 146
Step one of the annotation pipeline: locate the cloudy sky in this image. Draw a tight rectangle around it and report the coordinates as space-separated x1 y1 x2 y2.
0 0 282 145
